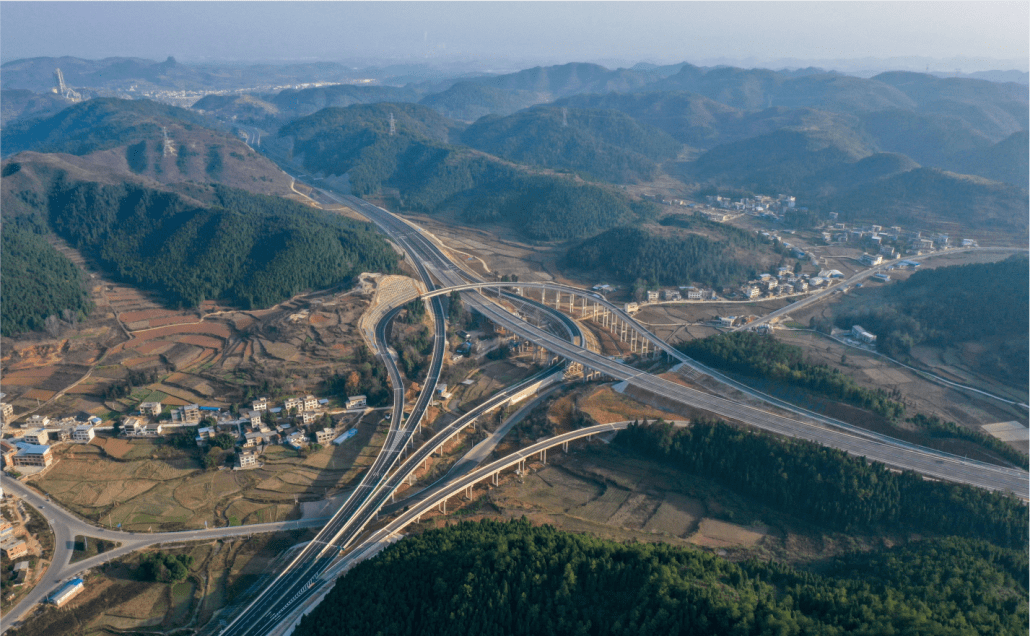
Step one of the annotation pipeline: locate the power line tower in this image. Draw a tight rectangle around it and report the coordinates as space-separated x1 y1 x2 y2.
561 107 568 127
389 112 396 137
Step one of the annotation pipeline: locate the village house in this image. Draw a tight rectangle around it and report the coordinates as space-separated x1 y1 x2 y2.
235 448 258 468
345 395 367 410
139 402 162 417
70 424 95 444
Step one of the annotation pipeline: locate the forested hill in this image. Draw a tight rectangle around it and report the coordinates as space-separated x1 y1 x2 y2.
0 169 398 320
826 167 1029 233
279 102 462 180
833 256 1029 385
1 224 92 336
0 97 294 196
563 216 777 290
418 81 544 122
280 103 657 241
0 97 206 157
270 84 423 119
297 519 1028 636
459 106 680 183
0 88 74 126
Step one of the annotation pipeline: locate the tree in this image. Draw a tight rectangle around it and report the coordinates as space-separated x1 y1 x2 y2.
212 433 236 450
203 447 223 469
448 291 464 320
344 371 362 396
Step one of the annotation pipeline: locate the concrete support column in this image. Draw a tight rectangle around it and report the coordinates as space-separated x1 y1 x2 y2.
465 485 472 499
423 457 428 470
492 472 499 486
562 441 569 453
539 448 547 464
439 499 446 514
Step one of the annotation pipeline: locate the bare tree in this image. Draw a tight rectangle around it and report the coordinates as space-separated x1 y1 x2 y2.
62 308 77 324
44 315 63 338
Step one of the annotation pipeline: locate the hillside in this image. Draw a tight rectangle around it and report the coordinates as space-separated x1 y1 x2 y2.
280 103 654 241
0 97 208 157
562 217 776 290
0 164 399 316
468 62 660 99
827 167 1029 233
1 97 294 195
873 71 1029 138
460 106 681 183
419 81 544 121
0 223 92 336
296 519 1027 636
951 130 1030 188
832 256 1029 385
191 93 281 125
553 90 740 147
0 89 73 125
690 126 873 194
270 84 423 118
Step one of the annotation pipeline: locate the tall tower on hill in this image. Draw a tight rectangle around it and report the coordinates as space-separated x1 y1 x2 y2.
53 68 67 95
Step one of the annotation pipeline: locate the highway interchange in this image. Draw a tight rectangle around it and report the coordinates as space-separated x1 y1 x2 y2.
5 178 1026 635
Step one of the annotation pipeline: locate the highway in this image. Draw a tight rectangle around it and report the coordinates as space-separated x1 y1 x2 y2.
216 190 590 635
219 293 445 636
333 194 1028 496
14 162 1006 635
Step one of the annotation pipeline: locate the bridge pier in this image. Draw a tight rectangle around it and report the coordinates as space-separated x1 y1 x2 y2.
562 441 569 453
518 459 525 473
492 471 499 486
465 485 472 499
439 499 446 514
539 448 547 464
408 472 415 485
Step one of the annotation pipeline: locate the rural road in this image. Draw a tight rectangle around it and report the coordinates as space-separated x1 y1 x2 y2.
0 478 328 632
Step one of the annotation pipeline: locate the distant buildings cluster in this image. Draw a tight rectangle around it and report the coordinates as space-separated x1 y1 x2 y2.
706 193 800 222
739 270 818 301
823 223 974 257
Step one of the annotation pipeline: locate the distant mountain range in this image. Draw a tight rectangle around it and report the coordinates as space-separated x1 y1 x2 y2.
2 57 1026 240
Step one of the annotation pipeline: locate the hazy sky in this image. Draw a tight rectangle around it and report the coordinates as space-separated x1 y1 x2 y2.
2 2 1027 71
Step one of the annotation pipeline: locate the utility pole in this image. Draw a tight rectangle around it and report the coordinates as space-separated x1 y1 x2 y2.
389 112 396 137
